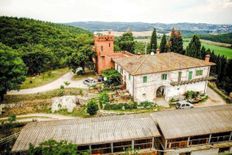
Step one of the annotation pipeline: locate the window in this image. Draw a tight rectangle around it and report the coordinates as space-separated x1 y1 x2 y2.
161 74 167 80
188 71 193 80
143 76 147 83
178 71 182 82
196 70 203 76
120 68 123 74
109 43 111 47
101 46 103 51
129 74 131 80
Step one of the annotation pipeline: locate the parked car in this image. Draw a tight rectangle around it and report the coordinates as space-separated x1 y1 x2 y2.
83 78 97 87
176 100 194 109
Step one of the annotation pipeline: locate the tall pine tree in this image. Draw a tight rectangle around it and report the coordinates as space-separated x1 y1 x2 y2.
160 34 168 53
169 28 184 54
149 28 157 53
186 35 201 58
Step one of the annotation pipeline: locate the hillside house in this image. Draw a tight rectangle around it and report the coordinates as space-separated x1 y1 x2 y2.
94 33 215 102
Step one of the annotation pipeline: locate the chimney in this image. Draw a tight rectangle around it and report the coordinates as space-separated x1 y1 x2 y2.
156 48 160 54
205 54 210 62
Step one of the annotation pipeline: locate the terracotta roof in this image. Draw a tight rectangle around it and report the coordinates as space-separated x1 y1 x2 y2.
113 52 215 75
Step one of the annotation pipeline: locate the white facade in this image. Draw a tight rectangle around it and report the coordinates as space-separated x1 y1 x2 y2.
115 64 211 102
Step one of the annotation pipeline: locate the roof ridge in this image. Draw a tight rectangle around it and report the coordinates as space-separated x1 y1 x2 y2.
132 55 149 75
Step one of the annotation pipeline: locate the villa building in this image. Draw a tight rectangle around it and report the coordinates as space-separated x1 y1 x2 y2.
12 105 232 155
113 52 215 102
94 33 215 102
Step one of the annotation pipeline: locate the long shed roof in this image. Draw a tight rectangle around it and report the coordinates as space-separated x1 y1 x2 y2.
12 105 232 152
113 52 215 75
151 105 232 139
12 114 159 152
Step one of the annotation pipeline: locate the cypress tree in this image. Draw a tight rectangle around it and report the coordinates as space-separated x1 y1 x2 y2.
186 35 201 58
149 28 157 53
169 28 183 54
160 34 168 53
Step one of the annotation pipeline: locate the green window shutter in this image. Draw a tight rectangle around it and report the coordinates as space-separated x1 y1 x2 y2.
196 70 203 76
188 71 193 80
129 74 131 80
143 76 147 83
161 74 167 80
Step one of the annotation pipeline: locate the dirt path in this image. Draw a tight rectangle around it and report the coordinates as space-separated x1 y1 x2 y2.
0 113 78 123
8 72 88 95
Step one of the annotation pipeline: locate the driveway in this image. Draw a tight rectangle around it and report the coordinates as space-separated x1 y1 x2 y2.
195 87 227 107
8 72 88 95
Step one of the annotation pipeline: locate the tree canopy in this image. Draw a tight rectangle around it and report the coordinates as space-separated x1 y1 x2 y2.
86 99 99 115
149 28 157 53
0 16 93 75
28 140 77 155
160 34 168 53
185 35 202 58
169 28 184 54
117 32 135 53
0 43 27 101
67 45 95 74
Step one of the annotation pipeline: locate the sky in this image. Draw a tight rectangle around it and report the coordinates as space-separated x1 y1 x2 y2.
1 0 232 24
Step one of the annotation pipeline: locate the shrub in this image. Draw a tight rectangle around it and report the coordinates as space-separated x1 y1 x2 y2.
102 69 121 86
28 139 77 155
8 114 16 123
86 99 99 115
98 91 109 109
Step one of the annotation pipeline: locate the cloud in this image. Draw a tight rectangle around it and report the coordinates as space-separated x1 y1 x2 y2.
0 0 231 24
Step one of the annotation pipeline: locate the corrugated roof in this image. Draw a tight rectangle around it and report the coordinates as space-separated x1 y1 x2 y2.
12 105 232 152
12 114 159 152
151 105 232 139
113 52 215 75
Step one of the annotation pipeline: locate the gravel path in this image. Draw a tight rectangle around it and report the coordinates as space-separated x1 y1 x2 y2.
195 87 226 107
0 113 78 123
8 72 88 95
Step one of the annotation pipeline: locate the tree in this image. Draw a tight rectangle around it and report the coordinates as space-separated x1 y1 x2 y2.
102 69 121 86
0 43 27 102
86 99 99 115
169 28 184 54
118 32 135 53
28 139 77 155
149 28 157 53
160 34 168 53
8 114 16 124
186 35 201 58
20 44 55 75
67 45 95 74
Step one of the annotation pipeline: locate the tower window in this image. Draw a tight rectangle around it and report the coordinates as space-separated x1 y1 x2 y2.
109 43 111 47
101 46 103 51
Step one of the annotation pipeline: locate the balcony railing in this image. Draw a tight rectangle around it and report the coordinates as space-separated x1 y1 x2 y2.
170 76 216 86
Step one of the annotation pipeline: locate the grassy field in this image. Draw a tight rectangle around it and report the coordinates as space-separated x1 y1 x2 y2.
136 38 232 59
20 68 69 89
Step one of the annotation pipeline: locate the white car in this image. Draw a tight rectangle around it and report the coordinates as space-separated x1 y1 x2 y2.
176 100 194 109
83 78 97 87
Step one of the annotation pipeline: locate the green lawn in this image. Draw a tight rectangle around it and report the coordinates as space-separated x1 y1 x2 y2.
20 68 69 89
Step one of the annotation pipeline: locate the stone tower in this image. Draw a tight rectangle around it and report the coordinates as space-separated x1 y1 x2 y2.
94 32 114 74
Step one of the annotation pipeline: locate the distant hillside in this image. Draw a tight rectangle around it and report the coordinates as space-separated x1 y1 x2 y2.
65 21 232 35
0 16 92 49
200 33 232 44
0 16 93 73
